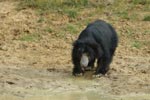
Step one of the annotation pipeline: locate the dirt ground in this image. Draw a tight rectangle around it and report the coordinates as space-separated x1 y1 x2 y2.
0 1 150 100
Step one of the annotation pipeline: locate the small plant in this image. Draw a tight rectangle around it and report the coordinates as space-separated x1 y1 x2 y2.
63 0 88 7
143 15 150 21
117 11 130 20
130 13 138 20
132 41 142 49
76 0 88 6
126 28 133 37
37 17 45 23
66 24 78 34
20 34 40 42
45 27 53 33
144 30 150 35
19 0 61 11
56 31 66 38
64 9 78 18
132 0 149 5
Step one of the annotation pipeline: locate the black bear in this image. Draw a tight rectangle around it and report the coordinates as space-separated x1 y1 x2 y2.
72 20 118 76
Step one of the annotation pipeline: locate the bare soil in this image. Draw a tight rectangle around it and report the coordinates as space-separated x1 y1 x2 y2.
0 1 150 100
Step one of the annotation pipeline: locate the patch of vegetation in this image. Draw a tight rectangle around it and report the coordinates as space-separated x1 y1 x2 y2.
66 24 78 34
131 0 150 5
132 40 142 49
126 28 134 37
37 17 45 23
143 15 150 21
64 9 78 18
44 27 53 33
130 0 150 11
53 30 66 38
19 0 87 18
19 0 90 11
53 23 79 38
19 0 56 10
63 0 88 7
18 0 107 14
20 33 40 42
144 30 150 34
130 13 139 20
117 11 129 20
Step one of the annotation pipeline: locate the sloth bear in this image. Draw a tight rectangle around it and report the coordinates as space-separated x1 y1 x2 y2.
72 20 118 76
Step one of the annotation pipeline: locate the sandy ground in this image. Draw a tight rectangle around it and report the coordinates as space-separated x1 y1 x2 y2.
0 1 150 100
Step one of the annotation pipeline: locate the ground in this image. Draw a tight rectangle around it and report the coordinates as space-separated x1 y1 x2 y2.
0 1 150 100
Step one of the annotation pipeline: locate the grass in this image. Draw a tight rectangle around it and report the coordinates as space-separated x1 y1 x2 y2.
63 0 88 7
132 41 142 49
45 27 53 33
143 15 150 21
131 0 150 5
131 0 150 11
64 9 78 18
20 33 40 42
117 11 129 20
19 0 59 10
18 0 107 17
144 30 150 35
19 0 90 11
37 17 45 23
20 0 147 21
19 0 81 18
126 28 134 37
54 32 65 38
131 40 150 49
66 24 78 34
17 0 150 47
52 23 79 38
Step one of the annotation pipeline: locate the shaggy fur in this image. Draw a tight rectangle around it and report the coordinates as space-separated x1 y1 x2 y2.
72 20 118 76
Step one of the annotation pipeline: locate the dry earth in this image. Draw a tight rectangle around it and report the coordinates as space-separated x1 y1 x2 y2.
0 1 150 100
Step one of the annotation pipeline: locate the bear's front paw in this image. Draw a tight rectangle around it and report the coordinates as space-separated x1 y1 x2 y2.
72 68 84 76
74 72 84 76
92 73 103 78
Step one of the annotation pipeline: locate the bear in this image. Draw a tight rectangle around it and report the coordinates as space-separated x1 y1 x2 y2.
72 20 118 77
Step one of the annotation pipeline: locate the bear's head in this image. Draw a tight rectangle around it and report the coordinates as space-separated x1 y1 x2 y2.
73 40 95 71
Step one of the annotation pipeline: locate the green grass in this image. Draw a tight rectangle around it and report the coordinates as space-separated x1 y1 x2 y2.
19 0 59 10
65 24 78 34
143 15 150 21
20 34 40 42
131 0 150 5
18 0 106 15
64 9 78 18
19 0 90 11
63 0 88 7
20 0 145 21
19 0 82 18
54 30 67 38
131 0 150 11
132 41 142 49
117 11 129 20
126 28 134 37
53 23 79 38
144 30 150 35
37 17 45 23
45 27 53 33
17 0 150 40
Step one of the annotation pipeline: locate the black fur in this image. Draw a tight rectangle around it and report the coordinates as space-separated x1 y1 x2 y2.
72 20 118 76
